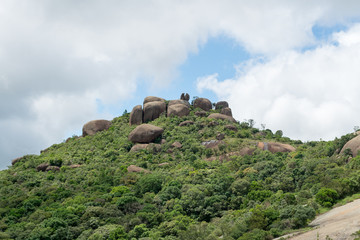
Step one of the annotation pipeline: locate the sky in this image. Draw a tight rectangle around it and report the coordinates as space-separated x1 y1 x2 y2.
2 0 360 169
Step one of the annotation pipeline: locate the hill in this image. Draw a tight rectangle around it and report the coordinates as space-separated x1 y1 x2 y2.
1 95 359 240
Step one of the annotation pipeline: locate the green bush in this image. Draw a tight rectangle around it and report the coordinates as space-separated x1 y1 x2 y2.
315 188 339 207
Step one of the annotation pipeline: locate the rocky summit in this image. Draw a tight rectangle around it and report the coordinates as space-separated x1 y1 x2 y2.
3 92 359 240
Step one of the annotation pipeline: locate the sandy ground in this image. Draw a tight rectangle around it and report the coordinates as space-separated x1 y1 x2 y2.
276 199 360 240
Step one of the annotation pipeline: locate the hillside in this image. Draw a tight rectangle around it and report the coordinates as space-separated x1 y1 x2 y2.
1 95 360 240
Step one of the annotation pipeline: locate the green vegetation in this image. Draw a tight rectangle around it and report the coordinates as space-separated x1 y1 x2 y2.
0 106 359 240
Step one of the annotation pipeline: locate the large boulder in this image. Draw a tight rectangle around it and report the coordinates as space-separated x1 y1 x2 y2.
37 163 49 172
215 101 229 110
193 98 212 111
168 99 190 108
143 101 166 122
208 113 236 123
167 104 190 117
341 135 360 157
221 107 232 117
129 105 143 125
179 120 194 126
143 96 165 105
257 142 295 153
82 120 111 137
128 124 164 143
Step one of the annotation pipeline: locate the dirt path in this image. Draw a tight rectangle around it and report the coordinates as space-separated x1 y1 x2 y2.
277 199 360 240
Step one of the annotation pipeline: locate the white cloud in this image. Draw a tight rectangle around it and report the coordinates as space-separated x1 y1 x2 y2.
198 23 360 141
2 0 360 168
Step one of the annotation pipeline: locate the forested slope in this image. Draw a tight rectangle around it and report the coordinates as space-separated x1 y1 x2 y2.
0 99 359 240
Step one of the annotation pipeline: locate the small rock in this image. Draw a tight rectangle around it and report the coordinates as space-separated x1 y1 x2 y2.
37 163 49 172
160 139 167 144
216 133 225 140
195 111 207 117
12 156 23 165
179 120 194 127
130 144 149 152
127 165 150 173
224 125 238 131
82 120 112 137
130 105 143 125
158 162 169 166
70 164 81 168
45 166 60 172
193 98 212 111
208 113 236 123
215 101 229 110
171 141 182 148
201 140 224 149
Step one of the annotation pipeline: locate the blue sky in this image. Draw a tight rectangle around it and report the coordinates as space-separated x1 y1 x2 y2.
2 1 360 169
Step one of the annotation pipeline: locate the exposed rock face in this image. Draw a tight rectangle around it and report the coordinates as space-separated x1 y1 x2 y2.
195 111 207 117
130 143 161 152
257 142 295 153
82 120 111 137
202 140 225 149
143 101 166 122
224 125 238 131
167 104 190 117
193 98 212 111
168 99 190 108
129 105 143 125
12 157 23 165
171 141 182 148
179 120 194 126
341 135 360 157
128 124 164 143
45 166 60 172
127 165 150 173
180 93 190 101
70 164 81 168
215 101 229 110
208 113 236 123
221 107 232 117
143 96 165 105
37 163 49 172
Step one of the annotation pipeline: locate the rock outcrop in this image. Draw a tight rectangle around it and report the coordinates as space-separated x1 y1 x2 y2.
127 165 150 173
128 124 164 143
215 101 229 110
143 101 166 122
257 142 295 153
45 166 60 172
167 104 190 117
171 141 182 148
130 143 161 152
129 105 143 125
143 96 165 105
221 107 232 117
224 125 238 131
208 113 236 123
195 111 207 117
179 120 194 126
194 98 212 111
82 120 111 137
341 135 360 157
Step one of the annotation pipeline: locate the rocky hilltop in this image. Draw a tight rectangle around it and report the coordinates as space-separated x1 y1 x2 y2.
2 93 360 240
